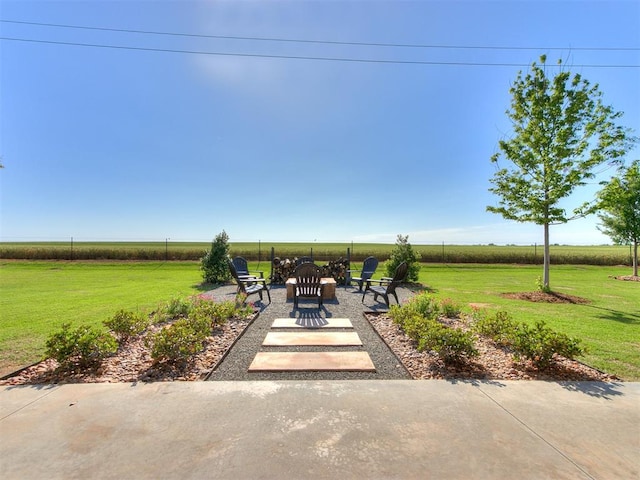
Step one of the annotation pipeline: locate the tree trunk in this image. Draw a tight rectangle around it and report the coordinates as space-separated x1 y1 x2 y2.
543 223 550 291
634 240 638 277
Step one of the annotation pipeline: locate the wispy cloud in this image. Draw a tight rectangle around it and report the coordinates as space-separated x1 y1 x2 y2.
192 54 285 92
352 220 610 245
187 2 370 116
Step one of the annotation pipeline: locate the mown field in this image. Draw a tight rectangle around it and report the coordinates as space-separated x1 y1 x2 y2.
0 241 633 265
1 260 638 380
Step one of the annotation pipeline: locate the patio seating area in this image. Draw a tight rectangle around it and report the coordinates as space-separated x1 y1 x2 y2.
206 280 414 381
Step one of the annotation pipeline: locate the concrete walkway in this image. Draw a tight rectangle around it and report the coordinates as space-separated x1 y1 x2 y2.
1 380 638 479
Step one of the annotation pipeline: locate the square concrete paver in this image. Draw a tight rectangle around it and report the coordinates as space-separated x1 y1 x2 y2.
262 331 363 346
271 317 353 328
248 352 376 371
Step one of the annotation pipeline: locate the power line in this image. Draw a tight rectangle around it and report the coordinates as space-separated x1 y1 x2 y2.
3 19 640 52
2 36 639 68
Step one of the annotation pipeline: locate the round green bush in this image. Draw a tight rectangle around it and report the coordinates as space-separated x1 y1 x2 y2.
45 323 118 368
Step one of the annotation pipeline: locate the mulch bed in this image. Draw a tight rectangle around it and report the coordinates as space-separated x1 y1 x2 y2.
366 313 618 382
500 291 591 304
0 315 256 386
612 275 640 282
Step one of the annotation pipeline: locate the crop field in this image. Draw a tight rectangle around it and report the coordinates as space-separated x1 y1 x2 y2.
1 260 638 380
0 241 633 265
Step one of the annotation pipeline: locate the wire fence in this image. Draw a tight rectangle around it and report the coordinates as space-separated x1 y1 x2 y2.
0 238 634 266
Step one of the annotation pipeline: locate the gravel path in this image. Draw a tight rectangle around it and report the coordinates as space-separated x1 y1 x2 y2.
207 284 414 381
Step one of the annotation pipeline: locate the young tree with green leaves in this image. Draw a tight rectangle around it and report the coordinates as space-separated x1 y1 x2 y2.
597 160 640 277
201 230 231 284
487 56 637 291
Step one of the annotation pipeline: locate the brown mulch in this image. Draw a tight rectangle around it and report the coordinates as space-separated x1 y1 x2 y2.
3 308 615 384
612 275 640 282
500 291 591 304
366 313 618 382
0 315 255 386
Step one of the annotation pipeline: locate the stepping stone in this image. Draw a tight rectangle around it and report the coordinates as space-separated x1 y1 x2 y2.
262 331 362 346
248 352 376 372
271 318 353 329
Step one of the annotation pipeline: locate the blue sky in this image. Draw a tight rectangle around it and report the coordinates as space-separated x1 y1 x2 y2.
1 0 639 245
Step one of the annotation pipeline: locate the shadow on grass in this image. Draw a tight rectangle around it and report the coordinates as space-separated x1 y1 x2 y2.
587 305 640 325
406 283 438 294
193 281 223 292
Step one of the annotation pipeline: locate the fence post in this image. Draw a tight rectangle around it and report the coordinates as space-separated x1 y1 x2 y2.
270 247 275 283
346 247 351 287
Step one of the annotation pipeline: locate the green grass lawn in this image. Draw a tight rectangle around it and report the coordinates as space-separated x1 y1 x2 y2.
413 263 639 381
1 261 638 380
0 261 204 375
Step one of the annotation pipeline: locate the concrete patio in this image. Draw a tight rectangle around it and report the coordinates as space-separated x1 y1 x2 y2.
1 380 638 479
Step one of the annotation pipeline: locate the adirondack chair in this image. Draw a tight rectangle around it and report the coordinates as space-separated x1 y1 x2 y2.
292 262 324 308
347 256 379 291
362 262 408 307
228 259 271 304
231 256 264 280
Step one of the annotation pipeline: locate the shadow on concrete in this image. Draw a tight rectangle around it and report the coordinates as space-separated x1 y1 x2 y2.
560 381 627 399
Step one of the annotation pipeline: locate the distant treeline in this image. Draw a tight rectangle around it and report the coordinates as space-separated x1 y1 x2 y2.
0 242 633 266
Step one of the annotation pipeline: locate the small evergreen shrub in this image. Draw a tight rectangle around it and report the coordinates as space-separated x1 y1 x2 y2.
190 298 234 327
148 317 210 364
184 300 229 333
152 297 193 324
389 305 433 333
388 304 406 325
510 321 584 369
384 234 421 282
152 294 253 328
401 313 434 342
472 310 517 347
45 323 118 368
416 319 478 363
165 297 193 318
104 309 149 342
472 311 584 368
186 314 213 339
439 298 461 318
406 292 440 319
388 297 477 364
200 230 231 284
148 293 256 364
